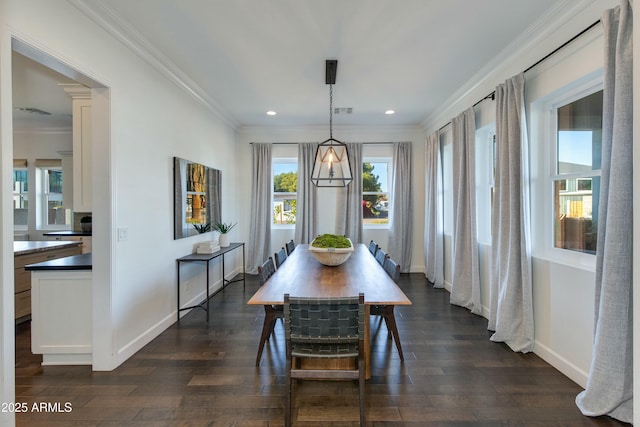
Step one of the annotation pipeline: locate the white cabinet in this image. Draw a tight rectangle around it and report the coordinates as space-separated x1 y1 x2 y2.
65 86 92 213
30 270 92 365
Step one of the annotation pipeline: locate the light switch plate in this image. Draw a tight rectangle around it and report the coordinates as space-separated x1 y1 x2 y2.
117 227 129 241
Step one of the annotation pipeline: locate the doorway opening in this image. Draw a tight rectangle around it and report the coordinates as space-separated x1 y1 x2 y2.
8 36 112 393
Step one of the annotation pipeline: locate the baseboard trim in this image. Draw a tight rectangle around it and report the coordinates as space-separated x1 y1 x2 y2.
115 266 242 368
533 340 589 388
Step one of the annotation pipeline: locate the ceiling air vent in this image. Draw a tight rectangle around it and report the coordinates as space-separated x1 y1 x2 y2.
15 107 51 115
333 107 353 115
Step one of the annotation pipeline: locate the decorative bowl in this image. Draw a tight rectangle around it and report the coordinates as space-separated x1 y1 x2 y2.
308 238 354 266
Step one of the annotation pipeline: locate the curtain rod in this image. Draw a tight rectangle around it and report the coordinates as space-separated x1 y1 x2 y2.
250 141 394 145
437 19 601 134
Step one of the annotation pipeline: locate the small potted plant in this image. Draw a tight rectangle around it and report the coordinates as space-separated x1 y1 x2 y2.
192 222 211 234
80 216 92 233
214 221 237 247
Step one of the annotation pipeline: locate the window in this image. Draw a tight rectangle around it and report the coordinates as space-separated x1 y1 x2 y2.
552 89 602 255
441 133 453 236
37 162 71 227
13 164 28 228
476 125 495 244
273 159 297 225
362 159 390 225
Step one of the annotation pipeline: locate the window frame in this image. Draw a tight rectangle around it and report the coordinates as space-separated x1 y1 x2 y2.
362 156 392 229
37 165 70 230
545 81 603 265
271 157 298 229
475 124 496 245
13 167 29 231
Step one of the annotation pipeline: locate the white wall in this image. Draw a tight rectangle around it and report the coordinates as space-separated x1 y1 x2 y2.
634 3 640 424
425 0 619 392
236 125 426 271
0 1 16 423
1 2 241 423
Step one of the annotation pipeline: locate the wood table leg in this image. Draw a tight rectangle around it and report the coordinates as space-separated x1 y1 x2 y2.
365 305 370 379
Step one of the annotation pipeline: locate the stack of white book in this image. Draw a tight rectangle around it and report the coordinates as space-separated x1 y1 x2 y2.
196 241 220 254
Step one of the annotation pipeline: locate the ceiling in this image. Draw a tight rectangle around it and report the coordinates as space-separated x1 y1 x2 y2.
15 0 566 130
12 52 78 131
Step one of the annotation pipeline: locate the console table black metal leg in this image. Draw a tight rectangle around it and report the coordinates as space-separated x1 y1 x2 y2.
205 260 210 321
222 253 226 292
177 260 181 322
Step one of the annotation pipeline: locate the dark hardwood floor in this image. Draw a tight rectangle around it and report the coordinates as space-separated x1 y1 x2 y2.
15 273 630 426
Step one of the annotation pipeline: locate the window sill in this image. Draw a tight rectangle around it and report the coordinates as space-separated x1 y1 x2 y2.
363 224 390 230
532 248 596 273
271 224 295 230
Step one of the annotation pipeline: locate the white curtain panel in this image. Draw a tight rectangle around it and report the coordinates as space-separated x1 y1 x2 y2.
450 108 482 314
295 143 318 244
488 73 534 352
424 131 444 288
336 143 363 243
576 1 633 423
247 143 272 274
388 141 413 272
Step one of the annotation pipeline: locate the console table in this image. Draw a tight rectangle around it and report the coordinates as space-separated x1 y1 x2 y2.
177 242 245 321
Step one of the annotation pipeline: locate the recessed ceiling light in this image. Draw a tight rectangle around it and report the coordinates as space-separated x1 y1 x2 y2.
266 110 277 116
385 110 396 115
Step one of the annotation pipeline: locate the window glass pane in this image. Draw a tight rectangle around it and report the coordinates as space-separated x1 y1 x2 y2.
43 168 70 226
363 161 389 225
273 198 296 224
13 170 28 226
557 90 602 174
553 89 602 255
553 176 599 255
273 161 297 225
441 138 453 235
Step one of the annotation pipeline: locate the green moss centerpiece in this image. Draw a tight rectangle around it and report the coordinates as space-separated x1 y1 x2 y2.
309 234 354 266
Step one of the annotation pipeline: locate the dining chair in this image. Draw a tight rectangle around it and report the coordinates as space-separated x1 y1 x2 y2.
256 257 283 366
374 248 388 266
368 240 378 256
383 256 401 282
371 257 404 361
285 239 296 256
274 247 288 269
284 293 366 427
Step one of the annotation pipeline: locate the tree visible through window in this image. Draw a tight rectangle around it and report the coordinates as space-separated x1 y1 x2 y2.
273 160 297 225
363 160 389 225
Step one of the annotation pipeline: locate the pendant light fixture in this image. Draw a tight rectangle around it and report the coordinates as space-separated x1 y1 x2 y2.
310 60 353 187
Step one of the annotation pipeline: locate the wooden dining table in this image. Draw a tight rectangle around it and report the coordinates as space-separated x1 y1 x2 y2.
247 243 412 377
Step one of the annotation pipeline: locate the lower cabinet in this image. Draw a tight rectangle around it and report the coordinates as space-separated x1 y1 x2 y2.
14 245 82 321
30 269 92 365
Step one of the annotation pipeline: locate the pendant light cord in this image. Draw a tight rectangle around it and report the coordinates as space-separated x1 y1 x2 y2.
329 84 334 140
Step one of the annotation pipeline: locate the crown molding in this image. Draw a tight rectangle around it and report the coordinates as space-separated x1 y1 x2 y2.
67 0 239 130
420 0 600 132
238 123 423 137
62 84 91 99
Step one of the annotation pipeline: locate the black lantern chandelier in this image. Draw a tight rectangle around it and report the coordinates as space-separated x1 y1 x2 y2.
310 60 353 187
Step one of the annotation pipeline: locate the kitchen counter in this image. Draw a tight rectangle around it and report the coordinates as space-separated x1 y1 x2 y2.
25 253 92 271
43 230 92 237
13 241 84 321
14 240 83 256
29 263 92 366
